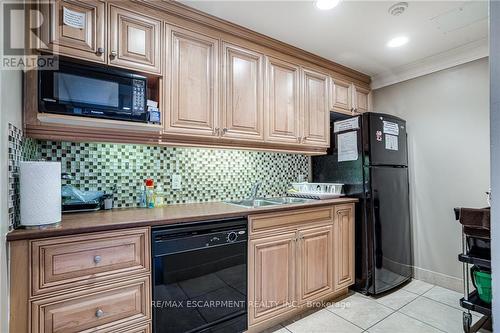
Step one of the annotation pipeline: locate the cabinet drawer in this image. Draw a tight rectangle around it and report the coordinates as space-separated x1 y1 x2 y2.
31 276 150 333
249 207 333 235
115 321 151 333
31 228 150 296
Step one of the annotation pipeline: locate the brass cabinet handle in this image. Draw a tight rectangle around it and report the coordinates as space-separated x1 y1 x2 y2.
93 255 102 264
213 127 220 135
95 309 104 318
222 128 228 135
110 51 117 58
96 47 104 55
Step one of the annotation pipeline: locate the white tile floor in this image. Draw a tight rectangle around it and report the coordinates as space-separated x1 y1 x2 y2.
265 279 490 333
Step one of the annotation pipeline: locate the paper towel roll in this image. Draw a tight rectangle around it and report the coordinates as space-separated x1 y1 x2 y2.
20 161 61 227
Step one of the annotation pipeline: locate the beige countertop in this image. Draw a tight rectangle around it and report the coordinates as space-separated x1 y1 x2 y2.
6 197 358 241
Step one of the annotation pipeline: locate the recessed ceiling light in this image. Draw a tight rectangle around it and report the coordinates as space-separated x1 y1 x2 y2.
314 0 341 10
387 36 409 48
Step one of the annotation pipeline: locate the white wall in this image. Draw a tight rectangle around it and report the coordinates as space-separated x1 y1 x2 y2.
0 71 23 333
0 0 24 329
373 58 490 290
489 0 500 329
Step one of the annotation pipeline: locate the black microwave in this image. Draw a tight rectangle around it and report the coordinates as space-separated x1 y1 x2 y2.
39 61 149 122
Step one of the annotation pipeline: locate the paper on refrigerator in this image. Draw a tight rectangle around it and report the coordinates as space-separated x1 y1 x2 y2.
385 134 399 151
338 131 358 162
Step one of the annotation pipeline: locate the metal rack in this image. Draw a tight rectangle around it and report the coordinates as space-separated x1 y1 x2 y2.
455 208 492 333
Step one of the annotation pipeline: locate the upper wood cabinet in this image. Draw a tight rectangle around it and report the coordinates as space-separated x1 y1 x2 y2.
108 5 161 74
164 25 219 137
353 85 371 114
248 232 296 325
330 78 353 115
221 43 264 141
27 0 372 154
265 57 301 144
297 225 334 303
38 0 106 63
301 68 330 147
334 204 355 290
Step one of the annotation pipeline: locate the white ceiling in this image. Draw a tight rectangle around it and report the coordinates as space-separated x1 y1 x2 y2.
181 0 489 87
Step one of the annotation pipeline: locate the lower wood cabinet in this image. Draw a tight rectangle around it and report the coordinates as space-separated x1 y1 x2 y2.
31 228 150 296
334 204 355 289
9 227 152 333
9 206 354 333
248 232 296 323
248 204 355 330
297 225 334 303
31 276 150 333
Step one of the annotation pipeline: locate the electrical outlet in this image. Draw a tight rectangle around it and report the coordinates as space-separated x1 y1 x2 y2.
172 174 182 190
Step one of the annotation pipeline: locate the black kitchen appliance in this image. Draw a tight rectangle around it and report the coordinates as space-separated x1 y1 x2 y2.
39 60 148 122
312 112 412 295
152 218 247 333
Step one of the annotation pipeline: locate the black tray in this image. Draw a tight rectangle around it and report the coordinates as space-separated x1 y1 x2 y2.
460 290 492 316
458 253 491 269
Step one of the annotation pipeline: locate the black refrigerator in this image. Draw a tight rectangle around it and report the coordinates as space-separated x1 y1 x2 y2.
313 112 412 295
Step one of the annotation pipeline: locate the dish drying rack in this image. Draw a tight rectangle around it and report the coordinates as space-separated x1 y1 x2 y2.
288 182 344 200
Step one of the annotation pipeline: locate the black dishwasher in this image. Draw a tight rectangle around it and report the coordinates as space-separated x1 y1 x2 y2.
152 218 247 333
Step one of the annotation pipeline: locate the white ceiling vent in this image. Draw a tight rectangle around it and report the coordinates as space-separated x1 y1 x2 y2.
388 2 408 16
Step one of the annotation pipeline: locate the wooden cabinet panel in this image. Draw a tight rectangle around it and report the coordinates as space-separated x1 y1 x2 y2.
39 0 106 63
164 25 219 137
334 204 355 290
265 57 301 144
31 276 150 333
115 322 151 333
249 232 296 325
353 85 370 114
31 228 150 296
297 225 334 303
109 5 161 73
249 206 333 235
301 68 330 147
330 78 353 115
222 43 264 141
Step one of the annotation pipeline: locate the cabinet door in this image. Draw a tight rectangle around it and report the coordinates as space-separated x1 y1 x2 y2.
109 5 161 74
330 78 352 115
222 43 264 141
334 204 355 290
164 25 219 137
39 0 106 63
265 57 301 144
302 68 330 147
353 85 371 114
297 225 334 303
249 232 296 325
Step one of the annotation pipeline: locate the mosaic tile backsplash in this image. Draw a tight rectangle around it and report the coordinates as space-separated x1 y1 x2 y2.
19 139 310 209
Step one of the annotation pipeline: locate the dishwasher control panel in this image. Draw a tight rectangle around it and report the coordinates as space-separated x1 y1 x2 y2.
152 218 248 254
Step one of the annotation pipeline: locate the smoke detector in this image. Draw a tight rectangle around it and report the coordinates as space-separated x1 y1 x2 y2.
388 2 408 16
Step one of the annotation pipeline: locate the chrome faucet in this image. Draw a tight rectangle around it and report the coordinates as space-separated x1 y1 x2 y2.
249 181 262 200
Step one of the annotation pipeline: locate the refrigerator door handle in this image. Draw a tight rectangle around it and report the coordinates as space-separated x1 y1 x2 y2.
373 190 383 270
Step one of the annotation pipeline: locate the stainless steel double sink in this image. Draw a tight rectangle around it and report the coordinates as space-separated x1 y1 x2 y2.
225 197 315 208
